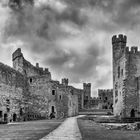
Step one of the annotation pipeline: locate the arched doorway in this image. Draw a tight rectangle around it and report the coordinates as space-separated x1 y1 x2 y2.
4 114 8 122
50 106 55 119
13 113 17 122
130 109 135 118
51 106 55 113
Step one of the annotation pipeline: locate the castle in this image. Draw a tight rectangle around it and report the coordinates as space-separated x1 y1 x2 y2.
0 48 91 122
112 34 140 118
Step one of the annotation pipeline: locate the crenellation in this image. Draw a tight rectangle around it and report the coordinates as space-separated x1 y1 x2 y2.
62 78 69 86
98 89 113 93
112 34 127 44
130 46 138 53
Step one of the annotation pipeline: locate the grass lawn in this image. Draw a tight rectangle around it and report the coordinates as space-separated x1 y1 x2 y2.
77 116 140 140
0 119 64 140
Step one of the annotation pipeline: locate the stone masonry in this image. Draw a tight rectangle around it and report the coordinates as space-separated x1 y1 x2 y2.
0 48 91 123
112 34 140 118
98 89 113 110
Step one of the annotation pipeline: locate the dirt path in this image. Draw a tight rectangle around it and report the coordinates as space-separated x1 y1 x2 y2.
40 116 83 140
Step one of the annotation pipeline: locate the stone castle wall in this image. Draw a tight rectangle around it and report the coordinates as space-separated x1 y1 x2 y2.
112 34 140 117
83 83 91 108
98 89 113 110
12 48 51 78
0 48 88 122
0 63 26 122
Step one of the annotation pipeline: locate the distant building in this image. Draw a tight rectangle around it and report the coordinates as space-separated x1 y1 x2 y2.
89 97 99 109
0 48 91 123
112 34 140 118
98 89 113 109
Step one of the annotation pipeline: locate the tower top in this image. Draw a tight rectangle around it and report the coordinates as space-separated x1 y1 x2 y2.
112 34 127 44
62 78 69 86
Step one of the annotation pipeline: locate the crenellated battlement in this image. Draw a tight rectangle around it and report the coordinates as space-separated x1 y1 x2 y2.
98 89 113 93
130 46 138 53
112 34 127 44
39 67 50 75
125 46 140 54
83 83 91 88
62 78 69 86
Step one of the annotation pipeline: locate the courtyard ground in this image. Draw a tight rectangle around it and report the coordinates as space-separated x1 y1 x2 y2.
0 119 64 140
40 115 83 140
77 116 140 140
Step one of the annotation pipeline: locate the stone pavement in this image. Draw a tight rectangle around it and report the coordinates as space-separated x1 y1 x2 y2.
40 115 83 140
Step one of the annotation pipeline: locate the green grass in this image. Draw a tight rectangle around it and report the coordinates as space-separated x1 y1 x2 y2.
77 117 140 140
0 119 64 140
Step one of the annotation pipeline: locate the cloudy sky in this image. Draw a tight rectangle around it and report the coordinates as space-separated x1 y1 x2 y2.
0 0 140 96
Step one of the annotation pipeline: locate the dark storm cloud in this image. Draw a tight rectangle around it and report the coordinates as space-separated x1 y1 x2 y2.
44 43 103 83
61 0 140 32
5 0 87 39
47 49 76 66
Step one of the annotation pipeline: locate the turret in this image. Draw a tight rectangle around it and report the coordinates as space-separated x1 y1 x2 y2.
131 46 138 53
112 34 127 61
12 48 24 73
83 83 91 99
62 78 69 86
112 34 127 47
83 83 91 108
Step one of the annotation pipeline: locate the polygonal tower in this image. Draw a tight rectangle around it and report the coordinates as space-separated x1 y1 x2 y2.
12 48 24 74
62 78 69 86
83 83 91 107
112 34 127 117
112 34 140 118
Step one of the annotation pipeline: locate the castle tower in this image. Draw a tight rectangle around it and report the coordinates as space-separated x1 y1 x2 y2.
112 34 127 117
112 34 140 118
112 34 127 61
62 78 69 86
12 48 24 74
83 83 91 108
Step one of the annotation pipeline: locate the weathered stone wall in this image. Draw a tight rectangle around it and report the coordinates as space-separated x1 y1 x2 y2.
83 83 91 108
113 54 126 116
28 76 79 118
12 48 51 78
98 89 113 110
61 79 84 111
124 49 140 117
0 48 87 122
112 34 127 117
0 63 26 122
58 84 79 117
90 97 99 109
112 34 140 118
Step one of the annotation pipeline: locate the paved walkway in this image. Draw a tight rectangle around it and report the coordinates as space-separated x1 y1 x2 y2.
40 116 83 140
